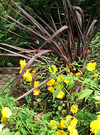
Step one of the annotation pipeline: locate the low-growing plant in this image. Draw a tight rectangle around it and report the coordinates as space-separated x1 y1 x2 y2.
0 0 100 134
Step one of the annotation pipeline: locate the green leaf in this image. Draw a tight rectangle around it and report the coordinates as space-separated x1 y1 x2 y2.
53 89 59 101
20 128 27 135
73 77 79 81
16 120 22 129
82 79 91 86
42 112 52 121
67 80 74 90
14 131 21 135
92 96 100 101
40 131 47 135
96 129 100 135
77 89 93 101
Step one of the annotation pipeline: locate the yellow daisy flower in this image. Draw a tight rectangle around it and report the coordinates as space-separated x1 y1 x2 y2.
86 62 97 71
25 73 32 82
97 115 100 122
31 69 36 73
66 64 70 73
71 104 78 114
76 72 81 77
1 107 12 118
49 65 57 74
56 91 64 99
46 79 55 86
19 59 26 69
1 116 8 124
33 81 41 95
90 120 100 134
68 126 78 135
33 89 40 95
58 75 65 82
47 87 54 93
49 120 58 129
64 79 70 84
70 118 78 128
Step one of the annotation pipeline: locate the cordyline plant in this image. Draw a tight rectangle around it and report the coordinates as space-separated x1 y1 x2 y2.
0 0 99 104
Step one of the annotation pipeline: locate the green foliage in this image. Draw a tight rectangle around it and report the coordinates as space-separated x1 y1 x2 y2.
0 124 14 135
88 31 100 61
77 109 96 135
0 0 100 134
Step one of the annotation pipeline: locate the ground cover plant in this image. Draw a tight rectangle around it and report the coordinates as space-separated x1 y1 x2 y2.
0 0 100 134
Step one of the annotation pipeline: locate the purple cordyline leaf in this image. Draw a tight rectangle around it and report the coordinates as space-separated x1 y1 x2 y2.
56 2 63 28
31 70 46 88
19 50 52 77
3 2 32 24
75 10 82 29
85 20 97 42
73 6 85 36
10 0 43 31
6 15 49 43
11 0 51 38
9 50 52 93
3 17 46 46
0 67 21 69
67 0 85 46
72 7 83 57
13 68 65 102
49 13 67 58
0 16 43 44
83 20 98 60
0 54 21 56
16 0 55 34
85 15 92 35
0 42 31 53
0 47 29 59
62 0 76 61
56 2 68 51
49 14 57 32
10 0 69 56
38 25 68 51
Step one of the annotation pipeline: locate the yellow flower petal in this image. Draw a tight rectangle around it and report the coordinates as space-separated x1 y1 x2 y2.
71 104 78 114
19 59 26 69
46 79 55 86
76 72 81 77
1 107 12 118
49 65 57 74
86 62 97 71
56 91 64 99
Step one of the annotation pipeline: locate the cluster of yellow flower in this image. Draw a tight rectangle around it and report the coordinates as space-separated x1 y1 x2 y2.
86 62 97 71
1 107 12 124
19 59 36 82
49 65 58 74
47 64 82 99
86 61 98 79
46 75 70 99
90 115 100 135
49 105 78 135
47 65 74 99
19 60 41 95
33 81 41 95
66 64 81 77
